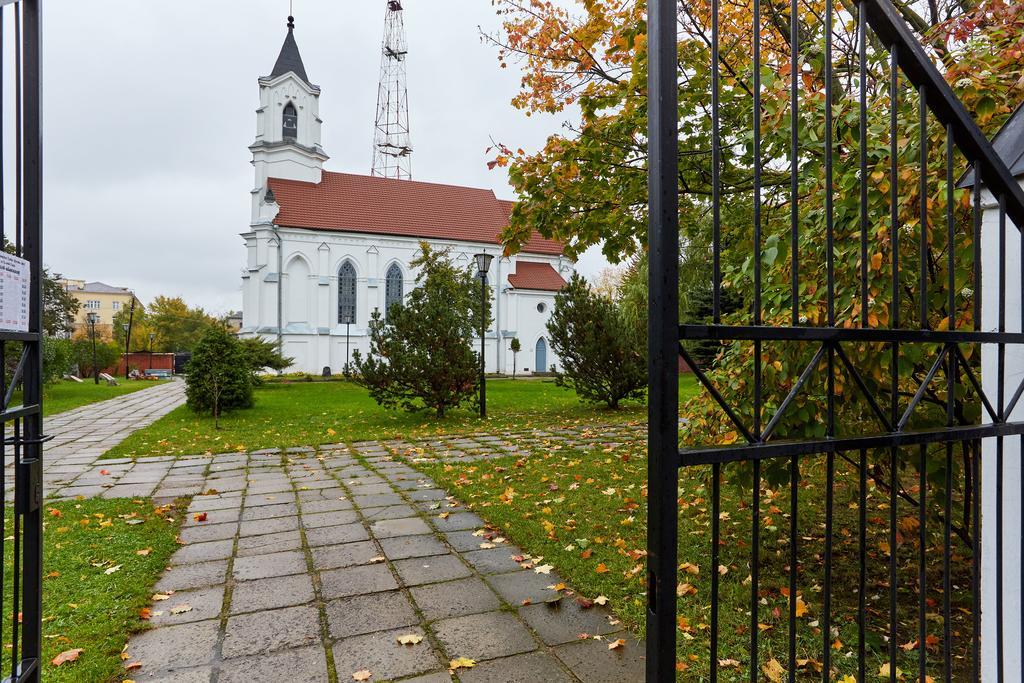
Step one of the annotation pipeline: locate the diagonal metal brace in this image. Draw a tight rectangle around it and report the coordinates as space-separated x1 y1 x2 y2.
678 344 756 444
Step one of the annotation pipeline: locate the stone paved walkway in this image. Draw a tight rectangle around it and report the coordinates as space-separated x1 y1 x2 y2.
121 443 646 682
16 380 188 498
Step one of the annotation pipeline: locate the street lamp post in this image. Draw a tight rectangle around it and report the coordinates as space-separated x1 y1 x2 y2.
122 322 130 379
342 313 353 378
149 333 156 370
87 312 99 384
474 253 493 418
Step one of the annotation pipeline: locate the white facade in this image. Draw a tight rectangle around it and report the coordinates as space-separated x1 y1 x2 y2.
240 22 572 375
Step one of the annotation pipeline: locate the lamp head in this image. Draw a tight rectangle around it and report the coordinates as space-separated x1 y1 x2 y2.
474 253 494 277
87 312 98 325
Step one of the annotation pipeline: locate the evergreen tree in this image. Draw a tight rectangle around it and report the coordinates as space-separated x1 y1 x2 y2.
353 243 489 417
509 337 521 379
547 273 646 409
238 336 293 382
185 326 253 426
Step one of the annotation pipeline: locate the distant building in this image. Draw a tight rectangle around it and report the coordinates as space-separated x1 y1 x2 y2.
60 279 135 338
223 311 243 334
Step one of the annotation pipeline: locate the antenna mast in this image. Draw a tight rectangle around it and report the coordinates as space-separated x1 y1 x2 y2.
371 1 412 179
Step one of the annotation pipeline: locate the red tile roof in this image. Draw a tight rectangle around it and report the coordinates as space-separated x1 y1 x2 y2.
507 261 567 291
268 171 563 256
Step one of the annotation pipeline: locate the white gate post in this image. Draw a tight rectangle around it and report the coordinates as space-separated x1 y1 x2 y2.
978 116 1024 679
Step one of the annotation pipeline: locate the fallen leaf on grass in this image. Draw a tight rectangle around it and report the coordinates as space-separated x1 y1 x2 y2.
51 648 83 666
763 658 785 682
718 658 741 668
396 633 423 645
105 565 122 575
136 548 152 556
534 564 553 574
594 563 609 574
139 608 151 621
449 657 476 671
352 670 372 681
594 595 609 606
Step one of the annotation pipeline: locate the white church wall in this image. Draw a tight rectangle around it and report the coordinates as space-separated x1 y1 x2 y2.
981 180 1024 681
241 226 567 375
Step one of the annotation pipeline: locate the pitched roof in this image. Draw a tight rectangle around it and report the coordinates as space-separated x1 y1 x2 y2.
268 171 564 256
269 18 311 86
507 261 567 291
959 101 1024 187
74 282 132 295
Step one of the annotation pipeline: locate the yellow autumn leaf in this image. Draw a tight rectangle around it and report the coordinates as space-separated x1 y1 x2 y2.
763 658 785 683
449 657 476 670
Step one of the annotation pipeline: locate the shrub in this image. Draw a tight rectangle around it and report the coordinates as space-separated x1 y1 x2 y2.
42 336 74 385
509 337 521 379
238 336 293 382
185 327 253 426
71 337 121 378
353 242 488 417
547 273 646 408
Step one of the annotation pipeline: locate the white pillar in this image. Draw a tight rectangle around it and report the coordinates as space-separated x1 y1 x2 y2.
980 177 1024 680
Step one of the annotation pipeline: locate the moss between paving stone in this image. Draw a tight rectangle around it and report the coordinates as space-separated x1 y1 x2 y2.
1 497 185 682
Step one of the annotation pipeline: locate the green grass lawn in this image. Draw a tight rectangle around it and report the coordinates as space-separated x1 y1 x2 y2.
412 441 973 681
103 377 699 459
2 497 183 682
12 379 165 417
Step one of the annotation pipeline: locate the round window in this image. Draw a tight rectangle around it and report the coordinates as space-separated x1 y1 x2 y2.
537 302 547 313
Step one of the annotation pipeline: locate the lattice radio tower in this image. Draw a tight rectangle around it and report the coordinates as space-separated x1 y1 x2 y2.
371 1 412 179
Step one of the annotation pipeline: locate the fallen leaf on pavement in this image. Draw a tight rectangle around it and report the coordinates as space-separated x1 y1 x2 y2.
449 657 476 671
608 639 626 650
170 605 193 615
352 670 372 681
396 633 423 645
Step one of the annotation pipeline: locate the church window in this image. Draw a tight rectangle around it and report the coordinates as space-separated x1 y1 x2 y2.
384 264 403 319
338 261 357 325
282 102 298 139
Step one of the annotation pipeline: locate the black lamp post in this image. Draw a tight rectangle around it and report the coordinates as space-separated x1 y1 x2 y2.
342 312 354 378
87 312 99 384
474 253 493 418
149 332 156 370
122 322 130 379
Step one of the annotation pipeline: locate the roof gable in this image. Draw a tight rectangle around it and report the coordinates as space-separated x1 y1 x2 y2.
508 261 567 291
959 101 1024 187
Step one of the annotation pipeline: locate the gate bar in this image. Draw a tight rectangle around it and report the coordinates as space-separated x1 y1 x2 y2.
645 0 679 679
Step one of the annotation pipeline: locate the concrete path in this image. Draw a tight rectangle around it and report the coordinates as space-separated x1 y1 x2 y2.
121 443 646 682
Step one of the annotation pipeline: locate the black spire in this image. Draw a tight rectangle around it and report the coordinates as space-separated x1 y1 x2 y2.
270 16 311 85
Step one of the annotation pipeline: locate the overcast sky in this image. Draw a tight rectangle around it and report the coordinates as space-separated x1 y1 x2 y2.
41 0 608 315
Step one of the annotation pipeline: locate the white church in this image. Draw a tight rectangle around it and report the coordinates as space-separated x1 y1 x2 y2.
239 17 574 375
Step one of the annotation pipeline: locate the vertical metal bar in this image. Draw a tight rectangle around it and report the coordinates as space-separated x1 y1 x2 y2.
858 1 868 327
20 1 43 679
645 0 679 678
887 44 899 683
711 0 721 323
973 172 981 332
972 439 981 681
996 197 1006 680
919 88 928 328
789 0 799 326
710 464 720 683
918 444 927 680
822 450 834 681
943 131 954 683
858 447 868 681
889 445 899 683
751 1 763 677
788 456 798 682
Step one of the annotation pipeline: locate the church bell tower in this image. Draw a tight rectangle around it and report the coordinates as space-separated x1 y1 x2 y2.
250 15 329 225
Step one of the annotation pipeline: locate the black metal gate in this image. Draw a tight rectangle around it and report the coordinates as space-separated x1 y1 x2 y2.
647 0 1024 679
0 1 44 682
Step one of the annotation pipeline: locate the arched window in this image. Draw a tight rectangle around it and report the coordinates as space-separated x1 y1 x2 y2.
384 264 403 319
338 261 356 324
282 102 298 139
